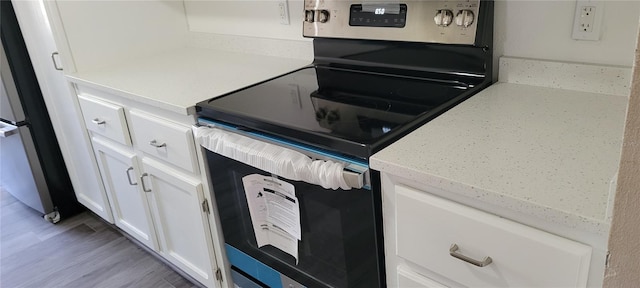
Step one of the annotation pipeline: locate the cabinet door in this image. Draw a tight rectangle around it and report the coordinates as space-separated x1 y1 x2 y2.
141 158 216 287
92 137 157 250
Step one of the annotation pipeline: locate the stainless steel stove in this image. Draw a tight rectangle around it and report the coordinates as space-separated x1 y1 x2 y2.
196 1 494 287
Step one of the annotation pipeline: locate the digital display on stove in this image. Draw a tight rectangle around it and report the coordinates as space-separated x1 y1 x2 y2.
349 4 407 27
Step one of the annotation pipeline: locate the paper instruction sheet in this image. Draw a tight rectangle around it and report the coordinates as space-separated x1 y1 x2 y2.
243 174 301 263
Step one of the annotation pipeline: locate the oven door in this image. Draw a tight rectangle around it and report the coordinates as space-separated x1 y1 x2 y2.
199 124 382 288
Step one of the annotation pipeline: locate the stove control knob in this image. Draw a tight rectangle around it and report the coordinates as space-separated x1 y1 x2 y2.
326 110 340 124
318 10 330 23
315 108 327 121
434 9 453 26
455 10 475 27
305 10 315 23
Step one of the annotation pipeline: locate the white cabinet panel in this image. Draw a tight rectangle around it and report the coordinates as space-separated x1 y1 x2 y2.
395 184 592 288
73 84 219 287
142 158 215 288
92 137 157 250
78 95 131 146
397 266 448 288
73 188 113 222
129 110 198 174
12 0 111 224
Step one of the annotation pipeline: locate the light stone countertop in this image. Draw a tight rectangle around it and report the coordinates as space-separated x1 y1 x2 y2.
370 82 628 235
68 50 630 235
66 47 312 115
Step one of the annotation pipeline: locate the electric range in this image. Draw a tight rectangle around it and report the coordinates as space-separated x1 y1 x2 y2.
196 1 494 287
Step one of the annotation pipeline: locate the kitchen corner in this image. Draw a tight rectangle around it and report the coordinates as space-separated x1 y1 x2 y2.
5 0 640 288
371 56 631 287
59 36 313 288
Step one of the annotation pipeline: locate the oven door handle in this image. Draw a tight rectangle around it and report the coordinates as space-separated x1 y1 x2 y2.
342 169 365 189
195 125 368 190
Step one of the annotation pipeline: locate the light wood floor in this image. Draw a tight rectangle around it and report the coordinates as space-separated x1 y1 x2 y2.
0 188 198 288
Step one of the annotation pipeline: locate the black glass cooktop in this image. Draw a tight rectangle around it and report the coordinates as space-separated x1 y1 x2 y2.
197 65 473 159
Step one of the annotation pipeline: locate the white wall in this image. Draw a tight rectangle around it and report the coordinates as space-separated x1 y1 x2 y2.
183 0 639 67
184 0 308 41
494 0 640 67
55 0 189 72
52 0 640 71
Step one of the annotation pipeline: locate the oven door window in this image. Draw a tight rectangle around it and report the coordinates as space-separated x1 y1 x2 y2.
208 151 381 288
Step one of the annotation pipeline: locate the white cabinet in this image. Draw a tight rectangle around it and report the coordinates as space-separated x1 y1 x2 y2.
382 175 593 288
397 265 448 288
70 94 128 220
11 1 111 224
92 137 157 250
75 86 219 288
78 95 131 146
129 110 199 174
142 158 214 286
38 2 224 287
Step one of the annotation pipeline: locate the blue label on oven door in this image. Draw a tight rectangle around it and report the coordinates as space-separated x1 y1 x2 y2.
225 244 306 288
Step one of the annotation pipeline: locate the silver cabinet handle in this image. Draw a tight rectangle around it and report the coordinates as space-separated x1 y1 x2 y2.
126 167 137 185
149 139 166 148
0 123 18 138
92 118 106 125
449 244 492 267
140 173 151 192
51 52 63 71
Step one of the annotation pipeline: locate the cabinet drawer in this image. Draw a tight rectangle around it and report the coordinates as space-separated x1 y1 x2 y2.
129 110 198 173
395 185 592 288
78 95 131 146
397 265 448 288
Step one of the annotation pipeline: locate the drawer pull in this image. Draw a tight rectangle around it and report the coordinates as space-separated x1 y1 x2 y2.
449 244 493 267
51 52 63 71
126 167 137 185
140 173 152 192
149 139 166 148
92 118 106 125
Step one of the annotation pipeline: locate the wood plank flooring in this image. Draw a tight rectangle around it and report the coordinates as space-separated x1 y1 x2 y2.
0 188 199 288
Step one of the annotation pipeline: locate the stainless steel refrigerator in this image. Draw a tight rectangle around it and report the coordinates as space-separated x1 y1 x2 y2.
1 0 83 222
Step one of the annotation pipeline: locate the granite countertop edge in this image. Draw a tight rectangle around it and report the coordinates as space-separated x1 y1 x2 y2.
371 82 628 236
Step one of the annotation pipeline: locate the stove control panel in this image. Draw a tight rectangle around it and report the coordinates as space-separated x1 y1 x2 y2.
303 0 484 45
348 4 408 27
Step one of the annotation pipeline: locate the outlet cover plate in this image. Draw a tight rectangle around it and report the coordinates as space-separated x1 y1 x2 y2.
572 0 604 41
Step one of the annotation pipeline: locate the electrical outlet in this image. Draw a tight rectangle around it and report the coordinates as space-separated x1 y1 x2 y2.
278 0 290 25
572 0 604 41
579 6 596 33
